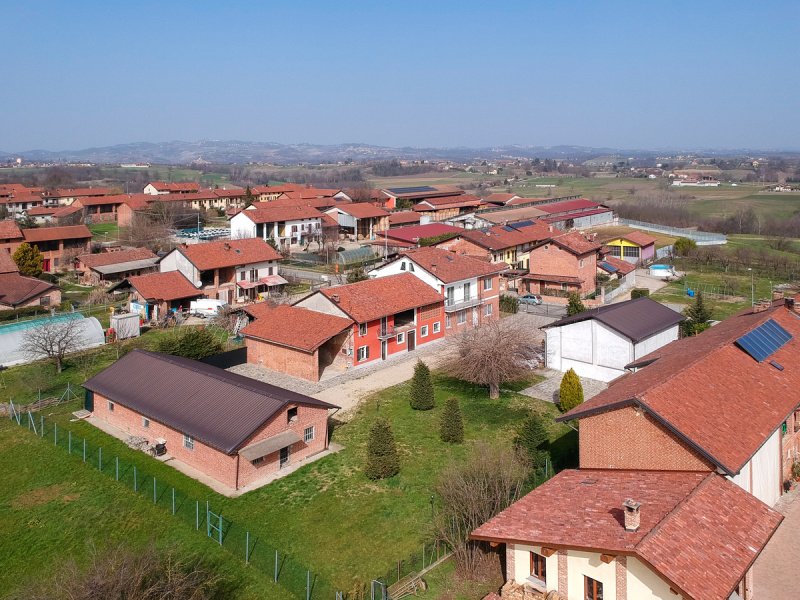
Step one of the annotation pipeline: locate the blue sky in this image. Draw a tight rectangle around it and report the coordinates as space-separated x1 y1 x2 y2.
1 1 798 151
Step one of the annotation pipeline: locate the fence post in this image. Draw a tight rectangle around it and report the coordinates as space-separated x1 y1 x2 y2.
245 531 250 564
54 422 57 445
68 430 72 454
115 456 119 481
274 550 278 582
218 511 222 545
172 488 175 515
98 447 102 471
133 466 137 491
153 477 157 504
40 415 44 437
206 501 210 538
306 570 310 600
196 501 199 530
83 438 86 463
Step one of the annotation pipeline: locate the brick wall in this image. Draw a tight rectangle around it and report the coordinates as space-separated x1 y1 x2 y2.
557 550 568 595
91 391 330 490
781 409 800 482
579 405 713 471
435 237 491 260
528 244 597 296
615 555 627 600
246 337 319 381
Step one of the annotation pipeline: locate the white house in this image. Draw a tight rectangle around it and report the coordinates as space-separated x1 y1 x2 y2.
369 246 506 333
230 205 327 248
542 297 683 382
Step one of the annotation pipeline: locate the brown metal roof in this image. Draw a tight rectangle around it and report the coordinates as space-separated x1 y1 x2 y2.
240 430 301 461
83 350 338 454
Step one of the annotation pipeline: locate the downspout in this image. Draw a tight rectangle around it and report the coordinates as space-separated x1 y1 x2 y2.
235 453 240 491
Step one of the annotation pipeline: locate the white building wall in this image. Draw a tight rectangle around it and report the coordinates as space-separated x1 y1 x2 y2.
510 544 558 590
295 293 350 319
730 460 752 495
594 321 633 370
627 557 683 599
230 212 257 240
634 326 680 360
751 429 781 507
159 250 200 286
566 550 617 600
371 259 442 291
545 328 562 371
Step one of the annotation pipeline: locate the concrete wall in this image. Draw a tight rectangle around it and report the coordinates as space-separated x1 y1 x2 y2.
579 406 713 471
160 249 200 285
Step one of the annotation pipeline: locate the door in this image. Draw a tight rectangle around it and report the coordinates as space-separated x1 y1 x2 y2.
42 258 51 272
381 340 387 361
84 390 94 412
407 330 416 352
279 446 290 469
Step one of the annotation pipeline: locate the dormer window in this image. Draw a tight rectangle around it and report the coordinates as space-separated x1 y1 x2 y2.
287 407 298 423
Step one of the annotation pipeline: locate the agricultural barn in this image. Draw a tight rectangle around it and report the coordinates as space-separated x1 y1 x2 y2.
84 350 338 492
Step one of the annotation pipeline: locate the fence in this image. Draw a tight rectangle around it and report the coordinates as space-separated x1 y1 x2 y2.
617 218 727 246
7 399 454 599
655 245 674 260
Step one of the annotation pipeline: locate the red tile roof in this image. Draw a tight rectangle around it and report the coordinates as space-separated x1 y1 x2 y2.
388 211 421 226
460 221 553 251
382 185 462 199
483 193 518 204
238 205 324 224
549 231 602 255
0 220 23 240
560 301 800 475
599 254 636 275
384 223 461 244
472 469 782 600
177 238 282 271
0 249 19 273
524 273 583 284
413 194 481 211
328 203 389 219
51 204 83 218
619 231 657 247
47 187 114 198
148 181 201 193
0 272 57 307
25 206 58 216
73 194 131 207
78 247 158 269
535 198 604 214
242 304 353 352
127 271 202 302
319 273 443 323
399 247 507 283
22 224 92 243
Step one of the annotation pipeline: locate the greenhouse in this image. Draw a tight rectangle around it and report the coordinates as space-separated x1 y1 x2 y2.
0 313 106 367
335 246 376 265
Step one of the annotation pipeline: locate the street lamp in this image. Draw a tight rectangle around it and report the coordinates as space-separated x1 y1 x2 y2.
748 268 754 307
429 495 435 521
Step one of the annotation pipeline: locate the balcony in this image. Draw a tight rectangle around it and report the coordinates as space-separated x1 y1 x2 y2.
444 295 482 313
378 323 415 339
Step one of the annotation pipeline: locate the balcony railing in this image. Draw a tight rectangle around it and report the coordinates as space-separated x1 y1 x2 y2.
444 296 482 313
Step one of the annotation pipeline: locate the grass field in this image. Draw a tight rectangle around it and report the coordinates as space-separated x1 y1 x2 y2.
0 352 570 598
88 221 120 242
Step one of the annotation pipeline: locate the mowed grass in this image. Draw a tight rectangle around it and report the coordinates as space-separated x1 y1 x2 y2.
0 364 573 597
687 191 800 220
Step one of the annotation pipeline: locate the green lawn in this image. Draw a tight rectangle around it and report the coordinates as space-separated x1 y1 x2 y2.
0 362 573 599
88 222 119 241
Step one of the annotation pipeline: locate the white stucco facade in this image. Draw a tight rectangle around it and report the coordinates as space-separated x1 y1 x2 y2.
728 428 781 507
545 320 679 382
230 211 322 246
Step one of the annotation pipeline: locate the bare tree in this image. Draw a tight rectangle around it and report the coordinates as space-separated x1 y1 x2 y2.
21 317 86 373
435 443 529 577
120 200 200 251
444 318 540 399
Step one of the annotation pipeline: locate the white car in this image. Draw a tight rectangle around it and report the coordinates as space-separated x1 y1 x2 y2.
189 299 228 318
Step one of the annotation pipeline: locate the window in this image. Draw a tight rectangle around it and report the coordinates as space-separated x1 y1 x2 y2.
457 310 467 324
252 456 264 465
107 401 115 412
142 417 150 428
420 325 428 338
287 407 298 423
400 262 406 271
446 314 452 329
584 576 603 600
483 277 492 291
530 552 546 582
408 263 415 272
249 268 258 282
432 322 440 334
358 323 368 336
485 304 493 317
396 332 405 344
40 295 51 306
579 259 584 268
183 434 194 450
357 346 369 362
560 283 568 291
782 421 788 436
623 246 640 258
304 426 315 443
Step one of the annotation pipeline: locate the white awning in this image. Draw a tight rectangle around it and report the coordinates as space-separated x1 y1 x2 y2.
239 430 301 461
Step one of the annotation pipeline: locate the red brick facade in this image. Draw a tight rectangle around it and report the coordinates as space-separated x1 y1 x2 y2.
579 406 713 472
780 408 800 482
527 242 597 296
91 391 329 490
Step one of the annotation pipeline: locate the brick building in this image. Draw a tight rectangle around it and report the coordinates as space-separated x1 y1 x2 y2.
370 246 506 334
84 350 337 492
559 297 800 508
75 247 160 286
522 231 601 298
242 303 353 382
0 249 61 310
122 271 203 321
20 225 93 272
295 273 445 366
0 220 24 253
472 469 782 600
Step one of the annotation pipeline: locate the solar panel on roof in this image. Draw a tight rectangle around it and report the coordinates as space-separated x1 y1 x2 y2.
387 186 437 194
735 318 792 362
513 220 535 228
598 261 618 273
502 225 516 232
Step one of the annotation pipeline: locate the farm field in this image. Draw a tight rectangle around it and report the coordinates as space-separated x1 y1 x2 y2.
0 350 570 598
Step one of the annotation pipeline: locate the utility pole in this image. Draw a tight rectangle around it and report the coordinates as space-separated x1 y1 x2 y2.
748 268 754 306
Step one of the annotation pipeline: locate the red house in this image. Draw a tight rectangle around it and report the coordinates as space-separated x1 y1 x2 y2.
84 350 338 493
295 273 445 365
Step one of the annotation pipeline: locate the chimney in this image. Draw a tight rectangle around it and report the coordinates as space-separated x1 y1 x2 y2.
786 297 796 312
623 498 641 532
223 242 231 251
772 290 783 302
753 299 772 313
331 294 340 303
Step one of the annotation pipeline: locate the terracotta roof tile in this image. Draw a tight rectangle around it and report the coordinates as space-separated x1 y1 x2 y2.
472 469 781 600
460 221 553 251
22 224 92 243
0 220 23 240
0 271 57 307
384 223 461 244
320 273 443 323
148 181 201 193
47 187 114 198
239 205 324 224
536 198 604 214
413 194 481 210
599 254 636 275
550 231 602 255
399 247 506 283
127 271 202 302
387 211 421 226
0 249 19 273
78 248 158 269
560 301 800 474
177 238 281 271
619 231 657 247
242 304 353 352
328 203 389 219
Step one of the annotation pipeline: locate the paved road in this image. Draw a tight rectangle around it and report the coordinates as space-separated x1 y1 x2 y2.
753 486 800 599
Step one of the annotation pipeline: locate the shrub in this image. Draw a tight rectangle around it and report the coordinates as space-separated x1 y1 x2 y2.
558 368 584 412
566 292 586 316
12 242 44 277
409 360 435 410
631 288 650 299
155 327 224 360
499 294 519 314
440 397 464 444
673 237 697 257
364 417 400 480
513 411 550 473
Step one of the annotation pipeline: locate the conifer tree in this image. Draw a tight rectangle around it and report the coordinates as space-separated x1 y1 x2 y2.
12 242 44 277
440 397 464 444
409 360 435 410
558 368 584 412
682 292 712 336
513 411 550 472
364 417 400 480
566 292 586 316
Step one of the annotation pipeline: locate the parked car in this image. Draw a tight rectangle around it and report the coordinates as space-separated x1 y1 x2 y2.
518 294 543 305
189 298 228 318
